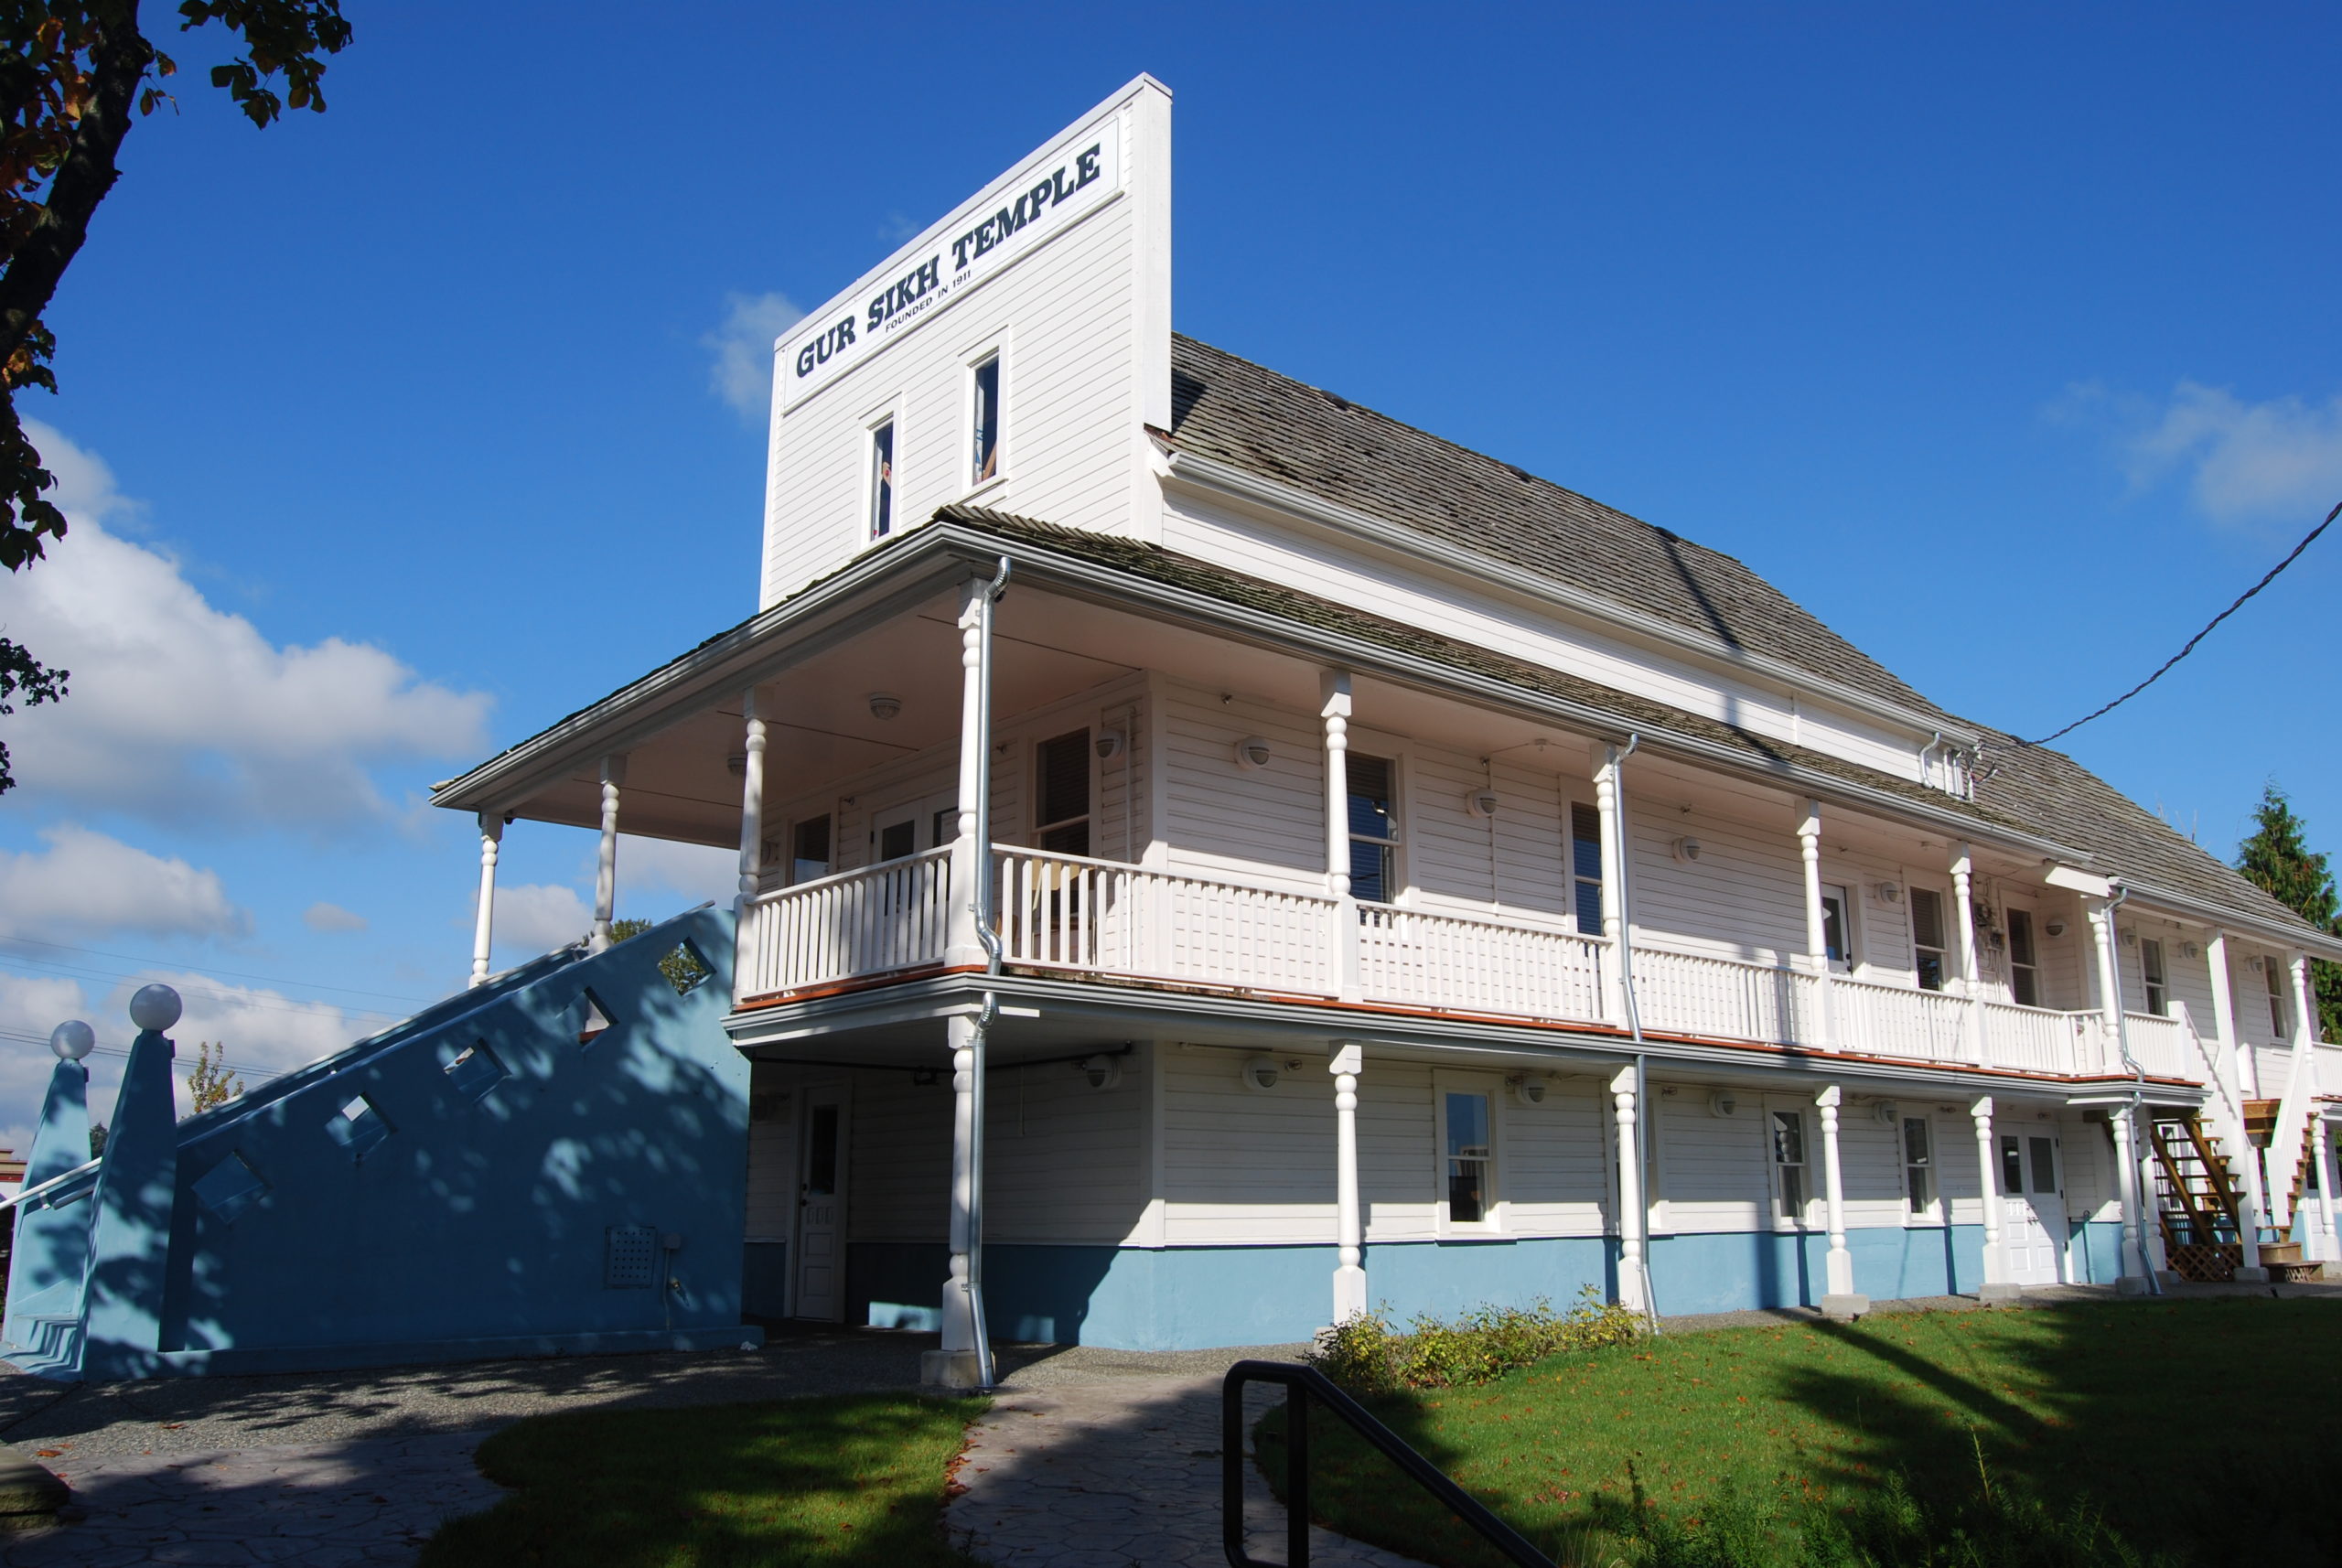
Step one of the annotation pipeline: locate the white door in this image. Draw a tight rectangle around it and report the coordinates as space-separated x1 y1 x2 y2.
1999 1131 2068 1285
871 792 957 862
793 1087 849 1321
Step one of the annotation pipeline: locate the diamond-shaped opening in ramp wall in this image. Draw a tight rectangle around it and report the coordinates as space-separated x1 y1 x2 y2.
444 1039 509 1102
192 1151 269 1223
325 1093 393 1161
657 940 713 995
575 988 615 1047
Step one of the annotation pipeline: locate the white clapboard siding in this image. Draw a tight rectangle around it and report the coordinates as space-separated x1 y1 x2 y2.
983 1061 1146 1243
1161 682 1327 890
2058 1113 2119 1225
1160 491 1932 788
1499 1079 1611 1236
762 169 1142 607
1160 1047 1338 1243
1650 1094 1769 1234
849 1074 953 1241
1625 803 1810 965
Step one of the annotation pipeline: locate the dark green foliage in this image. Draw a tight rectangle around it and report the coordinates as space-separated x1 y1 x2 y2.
2237 783 2342 1040
608 916 714 994
422 1393 984 1568
0 630 63 791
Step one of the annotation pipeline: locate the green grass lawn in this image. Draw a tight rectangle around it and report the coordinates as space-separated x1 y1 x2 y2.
1260 1299 2342 1568
421 1392 986 1568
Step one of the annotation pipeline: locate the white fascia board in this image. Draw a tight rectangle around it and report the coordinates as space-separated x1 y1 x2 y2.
2112 881 2342 965
1162 450 1980 753
2044 864 2115 897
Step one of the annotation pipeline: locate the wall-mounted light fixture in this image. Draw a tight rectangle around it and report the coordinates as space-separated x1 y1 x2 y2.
1466 790 1499 820
1508 1073 1548 1105
1094 729 1127 761
1874 1100 1899 1126
1672 837 1703 864
1234 736 1273 770
2045 918 2068 938
1077 1056 1123 1091
1241 1056 1280 1090
867 693 902 722
1875 881 1903 905
1709 1089 1738 1118
2180 940 2202 961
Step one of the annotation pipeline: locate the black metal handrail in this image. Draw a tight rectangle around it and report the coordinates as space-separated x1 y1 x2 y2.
1222 1359 1555 1568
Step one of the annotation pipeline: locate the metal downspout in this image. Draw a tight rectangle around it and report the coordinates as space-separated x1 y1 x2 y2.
1610 734 1661 1330
967 557 1012 1388
2105 882 2165 1297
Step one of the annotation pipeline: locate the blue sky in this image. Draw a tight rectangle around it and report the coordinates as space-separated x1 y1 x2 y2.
2 3 2338 1142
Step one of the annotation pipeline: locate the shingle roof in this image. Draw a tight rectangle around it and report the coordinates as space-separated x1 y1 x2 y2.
1156 336 2323 947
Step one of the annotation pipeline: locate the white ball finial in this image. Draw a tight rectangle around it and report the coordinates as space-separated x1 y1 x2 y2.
48 1020 95 1061
128 984 182 1034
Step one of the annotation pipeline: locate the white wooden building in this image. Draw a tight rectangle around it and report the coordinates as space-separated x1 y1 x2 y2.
433 79 2342 1379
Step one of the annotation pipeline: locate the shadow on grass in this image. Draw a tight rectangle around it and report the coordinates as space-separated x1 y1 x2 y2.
1260 1297 2342 1568
421 1391 987 1568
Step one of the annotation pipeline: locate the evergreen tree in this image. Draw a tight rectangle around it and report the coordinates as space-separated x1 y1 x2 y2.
2237 782 2342 1041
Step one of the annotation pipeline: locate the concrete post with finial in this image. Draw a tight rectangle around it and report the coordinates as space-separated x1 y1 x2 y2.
1 1021 98 1350
82 984 183 1379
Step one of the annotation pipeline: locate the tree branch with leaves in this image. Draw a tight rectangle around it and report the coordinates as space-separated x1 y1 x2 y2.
0 0 349 789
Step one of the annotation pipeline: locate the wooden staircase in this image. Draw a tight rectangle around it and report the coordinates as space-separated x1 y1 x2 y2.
2147 1112 2245 1281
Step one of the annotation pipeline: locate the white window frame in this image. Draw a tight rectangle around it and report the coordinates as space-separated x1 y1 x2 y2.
2262 955 2289 1039
1342 737 1411 908
1898 1112 1943 1225
1433 1070 1504 1237
1032 725 1095 857
863 399 904 542
1821 882 1856 973
2139 937 2169 1017
1566 796 1605 936
1767 1100 1814 1230
2003 902 2042 1008
1907 883 1951 993
962 338 1009 498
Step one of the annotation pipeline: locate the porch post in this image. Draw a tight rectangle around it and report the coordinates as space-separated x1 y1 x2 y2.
946 579 990 968
469 811 503 988
1971 1097 2018 1300
1816 1085 1865 1317
1322 672 1361 1001
2294 953 2337 1263
2313 1120 2341 1272
590 755 627 953
1329 1042 1367 1323
2108 1101 2153 1294
1951 843 1986 1065
1593 746 1628 1027
1797 800 1835 1049
1609 1064 1648 1311
936 1009 983 1378
2207 929 2267 1279
733 690 768 1005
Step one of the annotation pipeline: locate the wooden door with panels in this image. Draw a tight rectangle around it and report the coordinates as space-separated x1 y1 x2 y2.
793 1085 850 1322
1999 1129 2067 1285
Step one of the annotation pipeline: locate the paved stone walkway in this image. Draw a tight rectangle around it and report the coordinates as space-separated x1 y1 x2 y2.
951 1373 1431 1568
0 1432 502 1567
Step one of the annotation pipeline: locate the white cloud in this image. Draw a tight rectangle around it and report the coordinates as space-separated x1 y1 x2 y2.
0 823 248 942
302 900 368 934
616 833 736 908
703 291 803 423
491 882 592 956
0 423 493 830
2100 381 2342 525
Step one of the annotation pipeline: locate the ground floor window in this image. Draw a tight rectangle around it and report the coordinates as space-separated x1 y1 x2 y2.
1442 1089 1492 1224
1771 1108 1808 1223
1902 1116 1935 1216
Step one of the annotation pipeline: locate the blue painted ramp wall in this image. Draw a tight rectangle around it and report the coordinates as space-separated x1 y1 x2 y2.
5 908 756 1380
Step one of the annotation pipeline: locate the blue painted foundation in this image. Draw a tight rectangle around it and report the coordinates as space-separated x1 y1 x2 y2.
845 1226 1992 1351
2 908 760 1380
2071 1219 2125 1283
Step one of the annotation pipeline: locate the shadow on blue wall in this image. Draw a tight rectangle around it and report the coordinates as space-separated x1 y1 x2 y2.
4 908 756 1381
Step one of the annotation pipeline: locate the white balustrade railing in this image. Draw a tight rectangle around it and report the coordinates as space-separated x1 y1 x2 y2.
1359 905 1605 1021
1632 946 1814 1045
1980 1000 2081 1074
737 846 952 998
1833 975 1971 1063
730 843 2234 1084
994 846 1338 996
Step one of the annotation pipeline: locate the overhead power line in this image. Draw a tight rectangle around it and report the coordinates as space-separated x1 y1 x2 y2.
0 934 433 1007
2020 498 2340 748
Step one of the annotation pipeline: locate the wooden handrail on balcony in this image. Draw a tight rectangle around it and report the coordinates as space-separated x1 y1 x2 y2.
732 843 2214 1082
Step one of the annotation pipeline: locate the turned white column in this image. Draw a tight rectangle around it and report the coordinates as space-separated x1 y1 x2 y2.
732 692 768 1004
2207 929 2266 1278
2088 897 2125 1064
1322 672 1361 1001
1797 800 1835 1049
1971 1097 2017 1299
946 578 990 969
1593 746 1629 1026
1609 1064 1647 1311
1328 1042 1367 1323
2293 952 2337 1262
2109 1101 2153 1293
468 811 503 988
940 1009 981 1353
1816 1086 1865 1316
2313 1119 2341 1267
590 755 627 953
1951 843 1986 1064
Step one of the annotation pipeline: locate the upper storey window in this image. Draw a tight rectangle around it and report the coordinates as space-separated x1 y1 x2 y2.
1348 754 1398 904
867 419 896 539
1037 728 1091 856
1910 887 1949 992
971 354 1002 486
1569 803 1604 933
